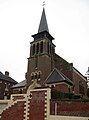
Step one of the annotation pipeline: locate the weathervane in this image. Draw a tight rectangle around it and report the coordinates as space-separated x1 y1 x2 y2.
42 1 45 7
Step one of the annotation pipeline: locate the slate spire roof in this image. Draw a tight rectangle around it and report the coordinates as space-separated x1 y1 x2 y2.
38 8 49 33
32 7 54 41
45 68 73 86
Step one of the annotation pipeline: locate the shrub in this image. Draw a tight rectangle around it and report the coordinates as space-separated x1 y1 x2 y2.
51 89 81 100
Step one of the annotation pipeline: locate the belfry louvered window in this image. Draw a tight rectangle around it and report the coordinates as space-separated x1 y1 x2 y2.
36 43 39 54
40 41 43 53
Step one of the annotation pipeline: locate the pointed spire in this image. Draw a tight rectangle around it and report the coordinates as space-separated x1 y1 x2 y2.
38 8 49 33
32 7 54 41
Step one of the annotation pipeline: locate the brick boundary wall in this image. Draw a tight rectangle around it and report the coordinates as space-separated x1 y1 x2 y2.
0 88 51 120
0 89 89 119
0 94 29 120
50 100 89 117
0 100 25 120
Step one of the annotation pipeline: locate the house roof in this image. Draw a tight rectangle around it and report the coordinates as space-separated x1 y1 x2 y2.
0 72 17 84
12 80 26 88
45 68 73 86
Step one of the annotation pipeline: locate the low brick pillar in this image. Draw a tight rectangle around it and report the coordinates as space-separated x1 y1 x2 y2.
28 88 51 120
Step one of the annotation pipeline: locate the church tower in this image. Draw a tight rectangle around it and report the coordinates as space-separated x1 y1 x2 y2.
26 8 55 87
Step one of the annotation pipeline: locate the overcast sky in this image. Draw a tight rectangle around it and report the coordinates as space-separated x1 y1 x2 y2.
0 0 89 82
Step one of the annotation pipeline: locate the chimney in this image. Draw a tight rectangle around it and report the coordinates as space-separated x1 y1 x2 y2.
5 71 9 76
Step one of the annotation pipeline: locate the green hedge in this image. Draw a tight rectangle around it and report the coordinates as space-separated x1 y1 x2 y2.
51 89 82 100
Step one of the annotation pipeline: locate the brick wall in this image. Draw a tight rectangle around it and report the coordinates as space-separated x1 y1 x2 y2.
0 101 25 120
29 89 50 120
50 100 89 117
0 88 50 120
54 54 73 81
12 87 26 94
73 69 87 96
1 88 89 120
26 54 52 86
55 84 69 93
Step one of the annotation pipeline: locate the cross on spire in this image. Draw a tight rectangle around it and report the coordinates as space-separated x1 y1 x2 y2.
42 1 45 7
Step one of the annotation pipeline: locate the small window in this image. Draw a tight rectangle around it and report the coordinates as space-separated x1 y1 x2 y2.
35 73 37 79
31 74 34 80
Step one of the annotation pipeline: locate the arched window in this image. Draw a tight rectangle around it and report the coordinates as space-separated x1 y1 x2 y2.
36 43 39 54
32 44 35 55
35 73 37 79
40 41 43 53
31 74 34 80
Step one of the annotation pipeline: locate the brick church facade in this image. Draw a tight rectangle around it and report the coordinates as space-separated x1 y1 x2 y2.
0 7 89 120
12 8 87 97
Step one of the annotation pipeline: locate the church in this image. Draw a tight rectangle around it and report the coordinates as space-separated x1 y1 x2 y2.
0 7 89 120
12 7 87 98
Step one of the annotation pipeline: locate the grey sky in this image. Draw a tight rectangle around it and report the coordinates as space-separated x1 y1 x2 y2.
0 0 89 82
